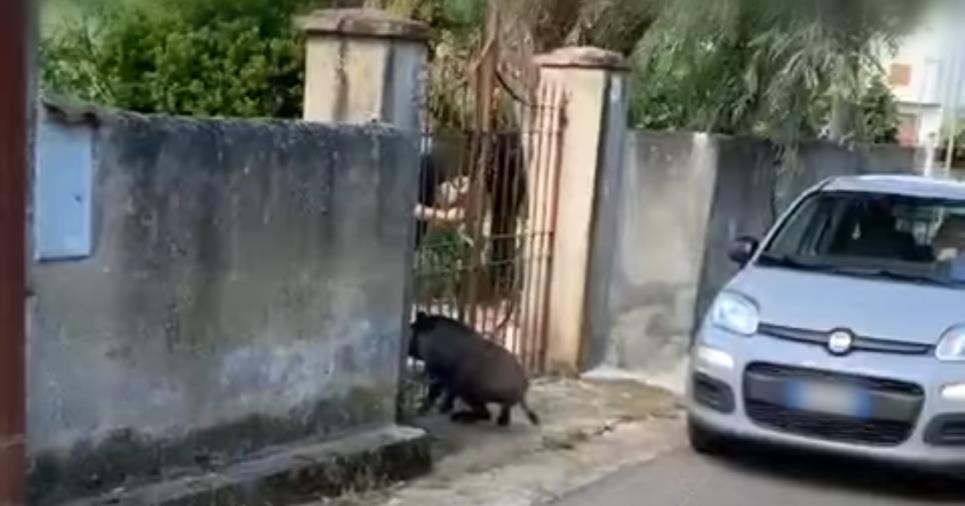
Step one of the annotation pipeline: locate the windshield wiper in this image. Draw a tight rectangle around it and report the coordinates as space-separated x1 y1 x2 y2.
756 253 837 272
833 266 960 288
757 254 961 287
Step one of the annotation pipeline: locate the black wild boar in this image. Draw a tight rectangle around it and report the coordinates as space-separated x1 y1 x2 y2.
409 312 540 426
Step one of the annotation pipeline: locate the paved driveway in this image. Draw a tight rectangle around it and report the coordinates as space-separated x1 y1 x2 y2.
552 439 965 506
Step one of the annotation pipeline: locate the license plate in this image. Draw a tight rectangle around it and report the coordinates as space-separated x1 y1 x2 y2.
786 381 871 418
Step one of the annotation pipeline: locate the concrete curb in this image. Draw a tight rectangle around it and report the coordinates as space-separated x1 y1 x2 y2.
344 418 685 506
63 425 431 506
531 421 686 505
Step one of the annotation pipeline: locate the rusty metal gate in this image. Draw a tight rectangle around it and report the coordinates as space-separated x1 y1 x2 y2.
410 15 567 376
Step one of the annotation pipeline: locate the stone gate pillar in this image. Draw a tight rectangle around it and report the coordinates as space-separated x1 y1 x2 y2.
299 8 429 134
300 9 430 421
534 47 630 375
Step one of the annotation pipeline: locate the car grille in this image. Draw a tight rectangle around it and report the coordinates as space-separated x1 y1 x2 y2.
744 363 924 447
745 400 916 446
758 323 932 356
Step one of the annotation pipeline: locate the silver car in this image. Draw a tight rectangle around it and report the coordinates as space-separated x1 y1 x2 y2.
687 174 965 471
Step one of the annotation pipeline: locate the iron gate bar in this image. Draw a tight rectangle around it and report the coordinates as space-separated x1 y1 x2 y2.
523 82 565 373
410 1 567 380
412 82 565 376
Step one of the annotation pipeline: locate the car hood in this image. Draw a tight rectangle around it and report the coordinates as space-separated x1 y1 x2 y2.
729 266 965 345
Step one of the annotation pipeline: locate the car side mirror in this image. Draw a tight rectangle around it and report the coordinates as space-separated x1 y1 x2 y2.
728 236 759 266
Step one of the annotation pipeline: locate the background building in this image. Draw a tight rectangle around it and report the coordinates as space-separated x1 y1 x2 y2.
882 2 965 153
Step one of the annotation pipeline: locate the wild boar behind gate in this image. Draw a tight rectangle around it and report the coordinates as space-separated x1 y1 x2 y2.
409 312 540 427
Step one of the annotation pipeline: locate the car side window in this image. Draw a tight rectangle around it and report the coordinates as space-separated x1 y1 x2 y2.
820 201 854 255
772 197 851 256
768 197 820 256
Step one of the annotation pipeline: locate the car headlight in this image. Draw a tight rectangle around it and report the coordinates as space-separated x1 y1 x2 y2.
710 292 760 336
936 325 965 362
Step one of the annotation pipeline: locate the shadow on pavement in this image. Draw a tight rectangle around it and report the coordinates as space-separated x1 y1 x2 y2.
715 440 965 503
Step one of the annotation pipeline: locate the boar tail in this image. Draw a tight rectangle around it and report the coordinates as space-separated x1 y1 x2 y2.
520 397 540 426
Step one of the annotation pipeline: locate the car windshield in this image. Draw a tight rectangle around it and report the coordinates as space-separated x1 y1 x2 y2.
760 191 965 287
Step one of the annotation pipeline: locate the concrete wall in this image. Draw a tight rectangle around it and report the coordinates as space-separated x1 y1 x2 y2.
28 106 418 504
586 131 918 381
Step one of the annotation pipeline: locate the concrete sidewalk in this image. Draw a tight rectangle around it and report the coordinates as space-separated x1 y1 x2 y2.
302 378 686 506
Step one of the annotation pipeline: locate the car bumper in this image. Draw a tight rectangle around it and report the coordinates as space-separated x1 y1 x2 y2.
687 325 965 469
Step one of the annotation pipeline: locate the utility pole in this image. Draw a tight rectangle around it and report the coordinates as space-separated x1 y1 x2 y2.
0 0 28 502
941 3 965 176
943 46 962 175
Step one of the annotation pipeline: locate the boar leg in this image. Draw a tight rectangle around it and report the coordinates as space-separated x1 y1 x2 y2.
451 395 491 424
439 390 457 414
497 404 512 427
419 380 445 415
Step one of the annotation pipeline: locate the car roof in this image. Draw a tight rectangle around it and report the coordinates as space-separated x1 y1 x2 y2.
820 175 965 202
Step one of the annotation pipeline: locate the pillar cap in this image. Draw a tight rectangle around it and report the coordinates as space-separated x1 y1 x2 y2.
298 8 430 42
534 47 629 71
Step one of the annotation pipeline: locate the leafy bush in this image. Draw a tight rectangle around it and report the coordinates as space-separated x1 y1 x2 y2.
415 228 472 303
41 0 324 118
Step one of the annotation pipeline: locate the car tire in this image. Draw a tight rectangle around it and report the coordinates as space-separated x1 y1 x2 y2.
687 417 721 455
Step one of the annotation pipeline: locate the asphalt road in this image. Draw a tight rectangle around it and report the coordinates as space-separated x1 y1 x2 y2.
552 441 965 506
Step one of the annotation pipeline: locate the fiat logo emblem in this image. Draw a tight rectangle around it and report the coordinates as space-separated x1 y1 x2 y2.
828 330 854 355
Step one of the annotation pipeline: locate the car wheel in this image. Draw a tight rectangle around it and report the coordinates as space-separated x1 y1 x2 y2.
687 417 721 455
